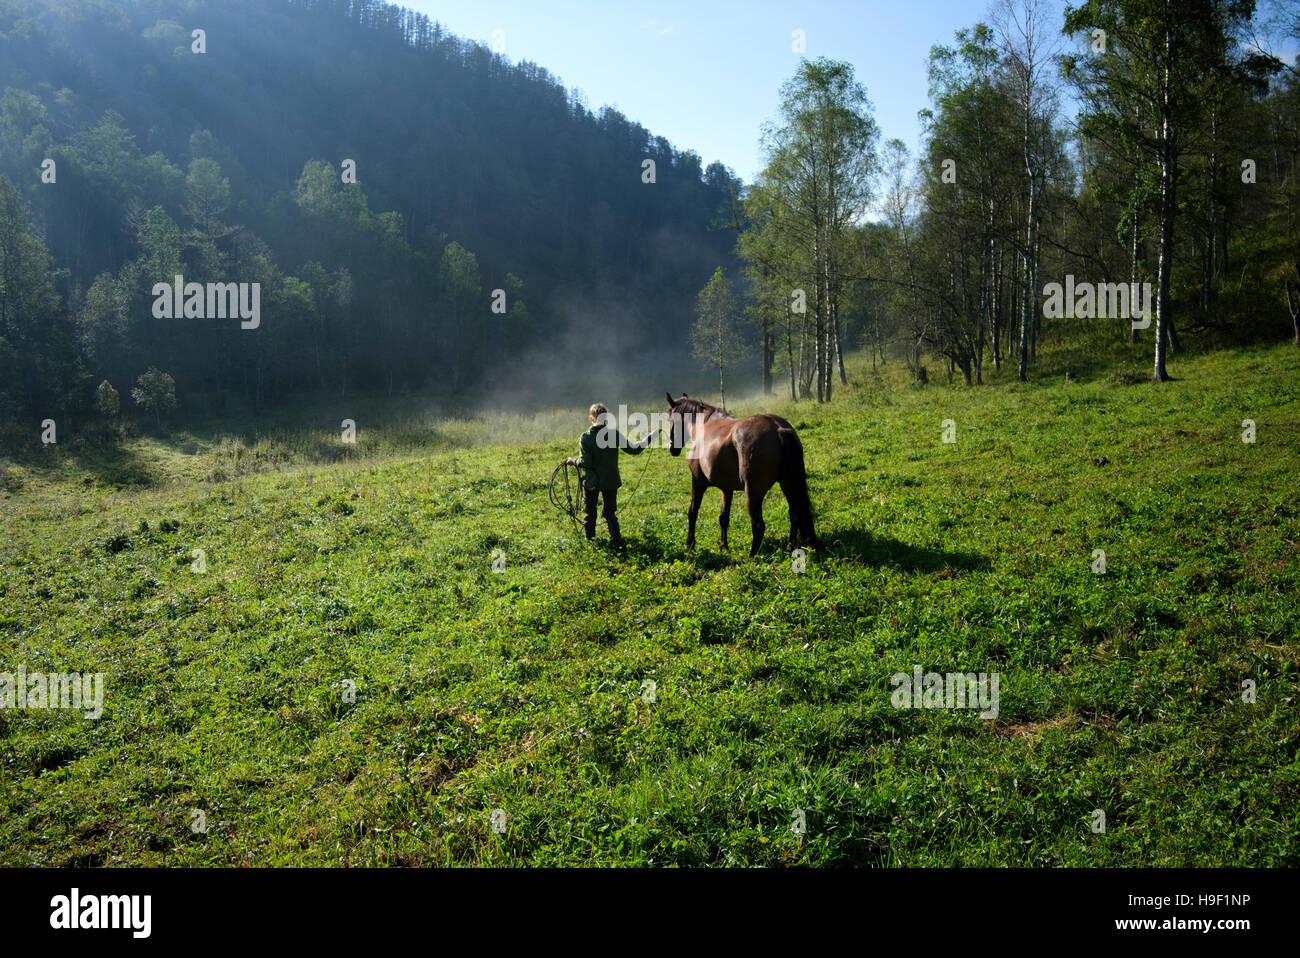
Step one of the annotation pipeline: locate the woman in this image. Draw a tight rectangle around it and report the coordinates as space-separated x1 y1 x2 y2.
566 403 656 547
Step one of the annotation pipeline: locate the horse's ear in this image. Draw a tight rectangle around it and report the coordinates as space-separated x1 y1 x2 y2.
681 392 688 398
665 391 675 406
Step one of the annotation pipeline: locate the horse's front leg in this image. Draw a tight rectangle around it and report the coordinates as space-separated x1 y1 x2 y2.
686 478 707 549
718 489 733 550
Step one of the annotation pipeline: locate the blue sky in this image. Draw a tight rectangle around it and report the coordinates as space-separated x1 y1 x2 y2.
402 0 1058 184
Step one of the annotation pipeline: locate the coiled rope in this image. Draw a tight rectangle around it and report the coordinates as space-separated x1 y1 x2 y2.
549 459 585 530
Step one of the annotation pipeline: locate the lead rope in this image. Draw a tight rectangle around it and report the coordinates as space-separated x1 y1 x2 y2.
617 433 658 509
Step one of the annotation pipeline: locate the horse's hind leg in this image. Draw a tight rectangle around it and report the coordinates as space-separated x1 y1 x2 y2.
802 504 819 548
779 478 804 549
745 481 770 557
719 489 733 550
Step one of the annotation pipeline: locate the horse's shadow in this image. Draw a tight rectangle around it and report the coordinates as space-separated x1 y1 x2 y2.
618 525 987 575
817 528 990 573
618 527 735 571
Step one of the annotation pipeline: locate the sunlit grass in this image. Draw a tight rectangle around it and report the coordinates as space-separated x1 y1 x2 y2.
1 340 1297 866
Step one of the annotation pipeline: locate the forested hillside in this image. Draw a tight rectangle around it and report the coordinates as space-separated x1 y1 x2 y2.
0 0 741 423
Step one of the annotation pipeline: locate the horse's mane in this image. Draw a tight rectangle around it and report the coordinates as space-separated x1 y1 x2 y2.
675 397 728 419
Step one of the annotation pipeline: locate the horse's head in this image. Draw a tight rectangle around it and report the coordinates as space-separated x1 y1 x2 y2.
665 392 690 457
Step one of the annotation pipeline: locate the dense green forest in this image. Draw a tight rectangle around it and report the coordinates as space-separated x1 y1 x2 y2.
2 0 1299 439
0 0 742 427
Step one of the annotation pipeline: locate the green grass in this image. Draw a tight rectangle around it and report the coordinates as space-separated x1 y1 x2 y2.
1 341 1298 866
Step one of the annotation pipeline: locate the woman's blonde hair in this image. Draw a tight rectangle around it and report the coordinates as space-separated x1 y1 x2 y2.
589 402 609 425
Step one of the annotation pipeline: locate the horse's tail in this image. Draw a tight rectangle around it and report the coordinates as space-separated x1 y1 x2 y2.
777 424 817 546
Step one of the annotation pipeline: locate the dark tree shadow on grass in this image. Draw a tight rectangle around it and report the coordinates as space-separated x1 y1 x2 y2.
3 429 158 490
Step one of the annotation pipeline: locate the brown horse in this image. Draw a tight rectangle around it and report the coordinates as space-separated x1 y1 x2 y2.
665 392 818 556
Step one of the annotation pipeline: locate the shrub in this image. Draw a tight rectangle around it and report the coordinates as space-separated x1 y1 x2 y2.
95 380 120 419
131 367 178 427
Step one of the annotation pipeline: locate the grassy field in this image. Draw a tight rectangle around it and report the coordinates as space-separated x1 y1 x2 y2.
1 341 1298 866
